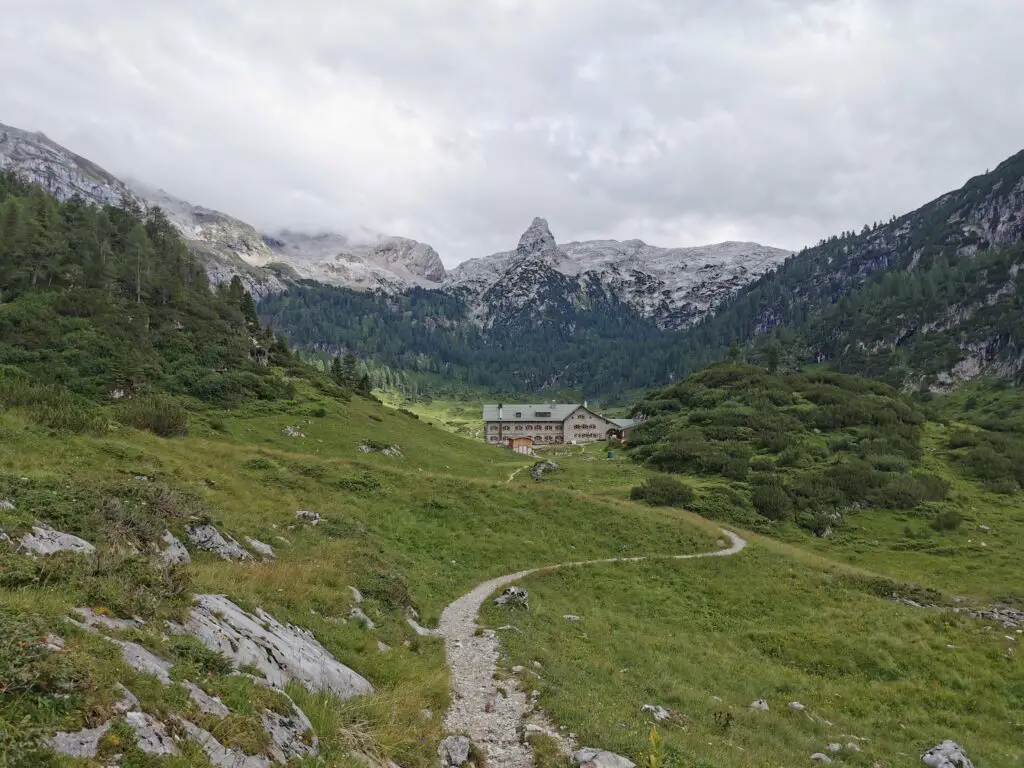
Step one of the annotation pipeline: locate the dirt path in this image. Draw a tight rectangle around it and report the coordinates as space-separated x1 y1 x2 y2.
506 466 528 485
437 530 747 768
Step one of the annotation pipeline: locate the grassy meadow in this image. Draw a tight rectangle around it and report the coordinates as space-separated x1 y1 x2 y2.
0 381 717 766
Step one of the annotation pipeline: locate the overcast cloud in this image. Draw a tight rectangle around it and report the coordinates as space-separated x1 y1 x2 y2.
1 0 1022 265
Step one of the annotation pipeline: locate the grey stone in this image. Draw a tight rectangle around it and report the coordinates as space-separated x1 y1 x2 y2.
641 704 671 722
43 633 65 651
750 698 769 710
50 722 111 758
73 607 143 631
494 586 529 608
114 639 173 684
182 594 373 698
377 641 392 653
19 524 95 556
438 735 472 766
262 706 318 761
921 740 975 768
573 747 637 768
0 499 14 510
186 681 230 716
282 425 306 438
159 530 191 565
563 614 581 622
530 460 558 481
295 510 321 525
349 585 364 603
186 523 252 561
788 701 806 710
349 606 376 629
176 717 273 768
112 685 140 714
810 754 833 764
245 536 275 559
125 711 178 755
826 743 842 752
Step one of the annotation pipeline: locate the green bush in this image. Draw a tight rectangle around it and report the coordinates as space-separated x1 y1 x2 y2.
116 394 189 437
751 478 793 520
930 508 963 532
630 475 695 507
169 636 234 677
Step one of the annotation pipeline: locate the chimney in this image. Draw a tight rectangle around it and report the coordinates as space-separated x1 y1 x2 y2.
498 403 503 420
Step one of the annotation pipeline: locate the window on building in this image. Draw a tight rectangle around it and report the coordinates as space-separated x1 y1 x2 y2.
515 411 522 418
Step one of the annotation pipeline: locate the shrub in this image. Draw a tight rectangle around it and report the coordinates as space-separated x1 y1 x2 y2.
630 475 695 507
930 508 963 532
116 394 189 437
311 407 327 418
170 636 234 677
751 478 792 520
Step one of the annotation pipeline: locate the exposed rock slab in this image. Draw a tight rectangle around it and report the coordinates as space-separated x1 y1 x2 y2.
19 524 95 555
126 711 179 755
573 747 636 768
177 717 273 768
159 530 191 565
245 536 276 559
183 594 373 698
49 722 111 758
186 523 253 561
262 708 318 761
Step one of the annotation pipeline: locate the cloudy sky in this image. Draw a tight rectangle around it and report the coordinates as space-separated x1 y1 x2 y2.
2 0 1022 265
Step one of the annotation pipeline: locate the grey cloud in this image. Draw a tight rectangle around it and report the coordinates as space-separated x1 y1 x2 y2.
1 0 1022 265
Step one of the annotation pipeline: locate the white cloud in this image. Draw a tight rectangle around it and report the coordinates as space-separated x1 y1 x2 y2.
1 0 1022 265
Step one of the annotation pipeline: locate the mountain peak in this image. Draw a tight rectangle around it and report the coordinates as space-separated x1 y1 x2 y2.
516 217 558 261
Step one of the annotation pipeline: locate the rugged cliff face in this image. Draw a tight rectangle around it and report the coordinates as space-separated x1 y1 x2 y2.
682 148 1024 386
446 217 791 330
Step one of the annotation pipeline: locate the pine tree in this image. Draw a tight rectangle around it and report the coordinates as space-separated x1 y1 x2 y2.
341 351 358 388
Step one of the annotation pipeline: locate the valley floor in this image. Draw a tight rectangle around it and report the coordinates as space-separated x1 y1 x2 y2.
1 386 1021 768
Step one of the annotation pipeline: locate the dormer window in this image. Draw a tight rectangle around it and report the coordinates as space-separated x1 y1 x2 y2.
515 411 522 418
535 411 551 418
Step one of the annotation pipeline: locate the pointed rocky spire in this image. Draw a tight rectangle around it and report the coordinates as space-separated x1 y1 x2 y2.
515 217 558 261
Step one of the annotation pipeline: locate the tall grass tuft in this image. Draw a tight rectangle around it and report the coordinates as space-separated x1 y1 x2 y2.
115 394 189 437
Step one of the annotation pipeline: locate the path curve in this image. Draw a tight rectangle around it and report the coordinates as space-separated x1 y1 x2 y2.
437 530 747 768
506 466 528 485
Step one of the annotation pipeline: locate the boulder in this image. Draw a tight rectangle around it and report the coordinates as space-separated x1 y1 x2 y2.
50 723 111 758
282 426 306 438
72 607 142 631
494 586 529 609
0 499 14 510
438 735 472 767
295 510 321 525
19 524 95 556
788 701 806 710
182 594 373 698
826 743 842 752
810 754 833 764
531 460 558 481
750 698 769 711
186 523 253 561
245 536 276 559
159 530 191 565
349 585 364 603
563 614 581 622
125 712 179 755
921 740 974 768
573 747 636 768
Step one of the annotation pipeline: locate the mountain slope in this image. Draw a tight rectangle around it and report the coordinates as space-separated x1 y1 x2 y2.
670 147 1024 385
0 121 443 296
446 217 791 330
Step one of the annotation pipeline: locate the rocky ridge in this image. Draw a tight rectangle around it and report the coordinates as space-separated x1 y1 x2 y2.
446 217 791 329
2 121 790 330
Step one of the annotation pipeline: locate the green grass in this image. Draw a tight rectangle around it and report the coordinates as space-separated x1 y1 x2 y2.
481 542 1024 768
0 380 715 766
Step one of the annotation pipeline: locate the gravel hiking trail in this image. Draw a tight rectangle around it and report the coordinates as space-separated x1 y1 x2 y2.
437 530 748 768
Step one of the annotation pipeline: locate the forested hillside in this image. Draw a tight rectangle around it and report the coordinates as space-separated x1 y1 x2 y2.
259 280 689 399
0 171 326 431
672 149 1024 385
